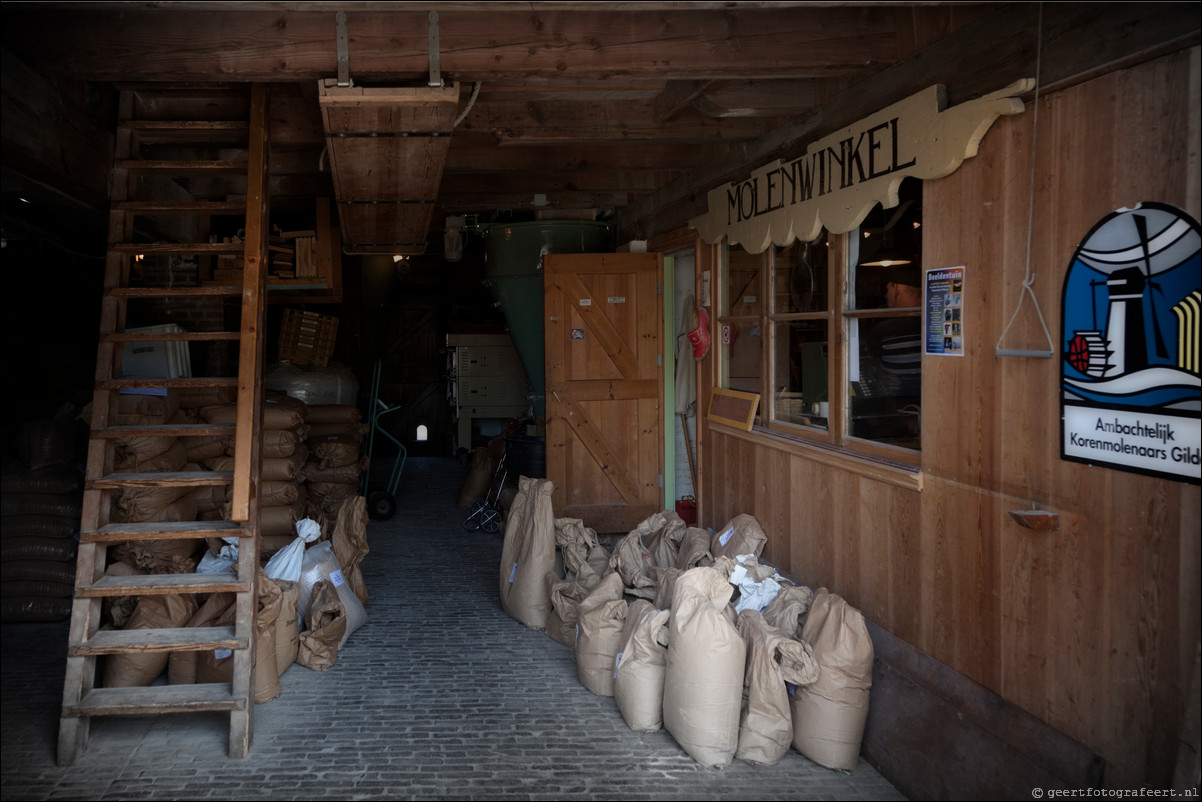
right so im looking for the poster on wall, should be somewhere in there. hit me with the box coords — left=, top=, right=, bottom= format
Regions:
left=925, top=266, right=965, bottom=356
left=1060, top=202, right=1201, bottom=484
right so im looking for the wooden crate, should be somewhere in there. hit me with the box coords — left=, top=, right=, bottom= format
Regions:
left=278, top=309, right=338, bottom=367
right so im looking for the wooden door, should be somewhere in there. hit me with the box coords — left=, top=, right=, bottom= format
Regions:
left=544, top=252, right=663, bottom=533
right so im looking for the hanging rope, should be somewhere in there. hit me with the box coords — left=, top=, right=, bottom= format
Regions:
left=996, top=2, right=1055, bottom=359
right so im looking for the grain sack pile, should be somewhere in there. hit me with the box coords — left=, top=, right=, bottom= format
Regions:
left=499, top=503, right=875, bottom=773
left=0, top=406, right=85, bottom=623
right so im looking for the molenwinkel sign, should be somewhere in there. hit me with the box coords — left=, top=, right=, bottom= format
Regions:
left=689, top=80, right=1034, bottom=252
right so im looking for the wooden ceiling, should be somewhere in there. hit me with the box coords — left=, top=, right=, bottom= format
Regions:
left=0, top=2, right=1098, bottom=253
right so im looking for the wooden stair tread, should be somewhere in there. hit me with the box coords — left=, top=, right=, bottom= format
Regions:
left=82, top=520, right=250, bottom=543
left=63, top=684, right=246, bottom=717
left=70, top=626, right=245, bottom=656
left=89, top=470, right=233, bottom=489
left=93, top=423, right=235, bottom=438
left=76, top=571, right=249, bottom=596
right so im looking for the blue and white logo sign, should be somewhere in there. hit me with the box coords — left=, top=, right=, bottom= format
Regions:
left=1061, top=202, right=1201, bottom=484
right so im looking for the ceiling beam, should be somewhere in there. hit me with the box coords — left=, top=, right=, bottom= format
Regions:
left=620, top=1, right=1202, bottom=241
left=3, top=6, right=903, bottom=83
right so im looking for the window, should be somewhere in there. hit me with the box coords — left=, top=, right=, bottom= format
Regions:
left=717, top=179, right=923, bottom=460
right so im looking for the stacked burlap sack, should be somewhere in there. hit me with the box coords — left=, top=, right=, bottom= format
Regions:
left=496, top=495, right=875, bottom=773
left=303, top=404, right=368, bottom=520
left=100, top=390, right=204, bottom=574
left=196, top=390, right=311, bottom=555
left=0, top=408, right=85, bottom=622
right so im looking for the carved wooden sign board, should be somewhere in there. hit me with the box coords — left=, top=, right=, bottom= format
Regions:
left=689, top=80, right=1034, bottom=252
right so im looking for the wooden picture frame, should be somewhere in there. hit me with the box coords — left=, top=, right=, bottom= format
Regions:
left=707, top=387, right=761, bottom=431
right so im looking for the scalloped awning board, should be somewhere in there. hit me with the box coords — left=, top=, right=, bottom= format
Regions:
left=319, top=80, right=460, bottom=256
left=689, top=79, right=1034, bottom=254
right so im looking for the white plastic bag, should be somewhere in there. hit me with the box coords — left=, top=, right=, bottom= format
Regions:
left=196, top=538, right=239, bottom=574
left=264, top=517, right=322, bottom=583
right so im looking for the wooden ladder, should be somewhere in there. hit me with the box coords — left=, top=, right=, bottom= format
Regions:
left=58, top=83, right=271, bottom=765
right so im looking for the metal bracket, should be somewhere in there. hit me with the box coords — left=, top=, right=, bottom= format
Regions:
left=336, top=11, right=351, bottom=88
left=427, top=11, right=442, bottom=88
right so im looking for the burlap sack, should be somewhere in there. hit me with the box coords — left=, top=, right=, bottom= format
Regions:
left=169, top=591, right=232, bottom=685
left=614, top=600, right=671, bottom=733
left=653, top=566, right=683, bottom=610
left=114, top=433, right=183, bottom=471
left=313, top=439, right=361, bottom=469
left=736, top=609, right=821, bottom=766
left=457, top=447, right=493, bottom=509
left=101, top=560, right=145, bottom=628
left=304, top=404, right=361, bottom=425
left=202, top=400, right=305, bottom=430
left=663, top=566, right=746, bottom=767
left=110, top=390, right=180, bottom=426
left=306, top=481, right=357, bottom=517
left=205, top=449, right=308, bottom=482
left=275, top=580, right=300, bottom=676
left=103, top=593, right=198, bottom=687
left=193, top=574, right=284, bottom=704
left=330, top=495, right=369, bottom=603
left=608, top=529, right=659, bottom=600
left=762, top=584, right=816, bottom=639
left=185, top=434, right=229, bottom=463
left=544, top=573, right=589, bottom=649
left=296, top=580, right=346, bottom=671
left=248, top=426, right=306, bottom=459
left=306, top=421, right=367, bottom=441
left=574, top=571, right=628, bottom=697
left=304, top=459, right=363, bottom=485
left=711, top=513, right=768, bottom=561
left=261, top=502, right=304, bottom=538
left=790, top=589, right=874, bottom=771
left=0, top=536, right=76, bottom=562
left=0, top=514, right=78, bottom=540
left=632, top=511, right=688, bottom=570
left=498, top=476, right=557, bottom=630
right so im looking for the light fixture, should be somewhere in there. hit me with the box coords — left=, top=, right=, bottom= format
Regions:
left=859, top=249, right=912, bottom=268
left=415, top=424, right=429, bottom=441
left=393, top=254, right=408, bottom=263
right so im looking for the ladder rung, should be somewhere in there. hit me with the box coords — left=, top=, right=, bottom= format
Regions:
left=76, top=571, right=250, bottom=597
left=113, top=200, right=248, bottom=214
left=115, top=159, right=249, bottom=175
left=117, top=121, right=250, bottom=143
left=98, top=377, right=239, bottom=390
left=82, top=520, right=251, bottom=544
left=103, top=330, right=242, bottom=343
left=105, top=287, right=242, bottom=300
left=70, top=626, right=245, bottom=657
left=63, top=684, right=246, bottom=718
left=111, top=242, right=244, bottom=255
left=89, top=471, right=233, bottom=490
left=92, top=423, right=236, bottom=439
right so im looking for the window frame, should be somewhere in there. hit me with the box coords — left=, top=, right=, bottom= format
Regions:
left=715, top=219, right=923, bottom=470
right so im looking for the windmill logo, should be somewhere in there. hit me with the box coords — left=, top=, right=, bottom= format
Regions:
left=1061, top=202, right=1201, bottom=484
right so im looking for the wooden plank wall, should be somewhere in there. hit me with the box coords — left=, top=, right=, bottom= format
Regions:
left=699, top=47, right=1201, bottom=789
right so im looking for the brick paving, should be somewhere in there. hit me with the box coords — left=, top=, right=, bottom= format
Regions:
left=1, top=457, right=907, bottom=801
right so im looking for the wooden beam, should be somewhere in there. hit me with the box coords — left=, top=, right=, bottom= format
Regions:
left=619, top=1, right=1202, bottom=241
left=4, top=6, right=904, bottom=82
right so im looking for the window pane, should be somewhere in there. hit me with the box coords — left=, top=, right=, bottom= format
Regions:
left=852, top=180, right=923, bottom=310
left=848, top=316, right=922, bottom=447
left=724, top=246, right=762, bottom=317
left=774, top=237, right=829, bottom=314
left=772, top=320, right=828, bottom=430
left=720, top=320, right=762, bottom=395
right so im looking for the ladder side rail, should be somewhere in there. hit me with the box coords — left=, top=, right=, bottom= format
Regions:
left=228, top=82, right=270, bottom=759
left=58, top=88, right=138, bottom=767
